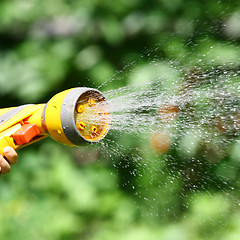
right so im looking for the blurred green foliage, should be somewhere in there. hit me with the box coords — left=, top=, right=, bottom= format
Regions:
left=0, top=0, right=240, bottom=239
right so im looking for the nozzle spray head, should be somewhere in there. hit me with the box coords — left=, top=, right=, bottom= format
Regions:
left=43, top=88, right=110, bottom=146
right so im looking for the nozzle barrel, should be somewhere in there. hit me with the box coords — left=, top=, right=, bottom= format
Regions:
left=43, top=87, right=110, bottom=146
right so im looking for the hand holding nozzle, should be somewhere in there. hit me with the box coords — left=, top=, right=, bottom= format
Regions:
left=0, top=147, right=18, bottom=175
left=0, top=87, right=110, bottom=176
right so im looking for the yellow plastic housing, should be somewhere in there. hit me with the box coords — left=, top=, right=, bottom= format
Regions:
left=0, top=88, right=110, bottom=155
left=43, top=88, right=110, bottom=146
left=44, top=89, right=73, bottom=145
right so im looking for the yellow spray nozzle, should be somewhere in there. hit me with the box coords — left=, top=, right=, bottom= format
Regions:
left=44, top=87, right=110, bottom=145
left=0, top=87, right=110, bottom=156
left=77, top=121, right=86, bottom=130
left=88, top=98, right=96, bottom=106
left=76, top=104, right=84, bottom=113
left=91, top=125, right=98, bottom=133
left=73, top=90, right=110, bottom=143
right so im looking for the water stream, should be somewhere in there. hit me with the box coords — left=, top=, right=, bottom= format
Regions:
left=85, top=61, right=240, bottom=221
left=101, top=64, right=239, bottom=147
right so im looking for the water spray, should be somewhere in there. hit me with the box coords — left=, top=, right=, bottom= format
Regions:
left=0, top=88, right=110, bottom=155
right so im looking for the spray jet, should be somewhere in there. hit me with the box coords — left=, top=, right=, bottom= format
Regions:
left=0, top=88, right=110, bottom=155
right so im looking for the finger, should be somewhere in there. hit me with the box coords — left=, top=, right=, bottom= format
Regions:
left=0, top=155, right=11, bottom=174
left=3, top=147, right=18, bottom=165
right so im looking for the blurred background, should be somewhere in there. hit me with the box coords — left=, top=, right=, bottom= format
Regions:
left=0, top=0, right=240, bottom=239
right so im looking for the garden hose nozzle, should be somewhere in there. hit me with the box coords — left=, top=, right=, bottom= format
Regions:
left=0, top=88, right=110, bottom=155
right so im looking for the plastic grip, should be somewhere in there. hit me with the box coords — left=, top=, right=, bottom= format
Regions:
left=0, top=136, right=16, bottom=156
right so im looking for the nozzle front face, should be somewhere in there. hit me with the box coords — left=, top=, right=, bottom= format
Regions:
left=75, top=90, right=110, bottom=142
left=44, top=87, right=110, bottom=147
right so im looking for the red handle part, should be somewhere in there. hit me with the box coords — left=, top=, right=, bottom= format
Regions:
left=12, top=124, right=41, bottom=145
